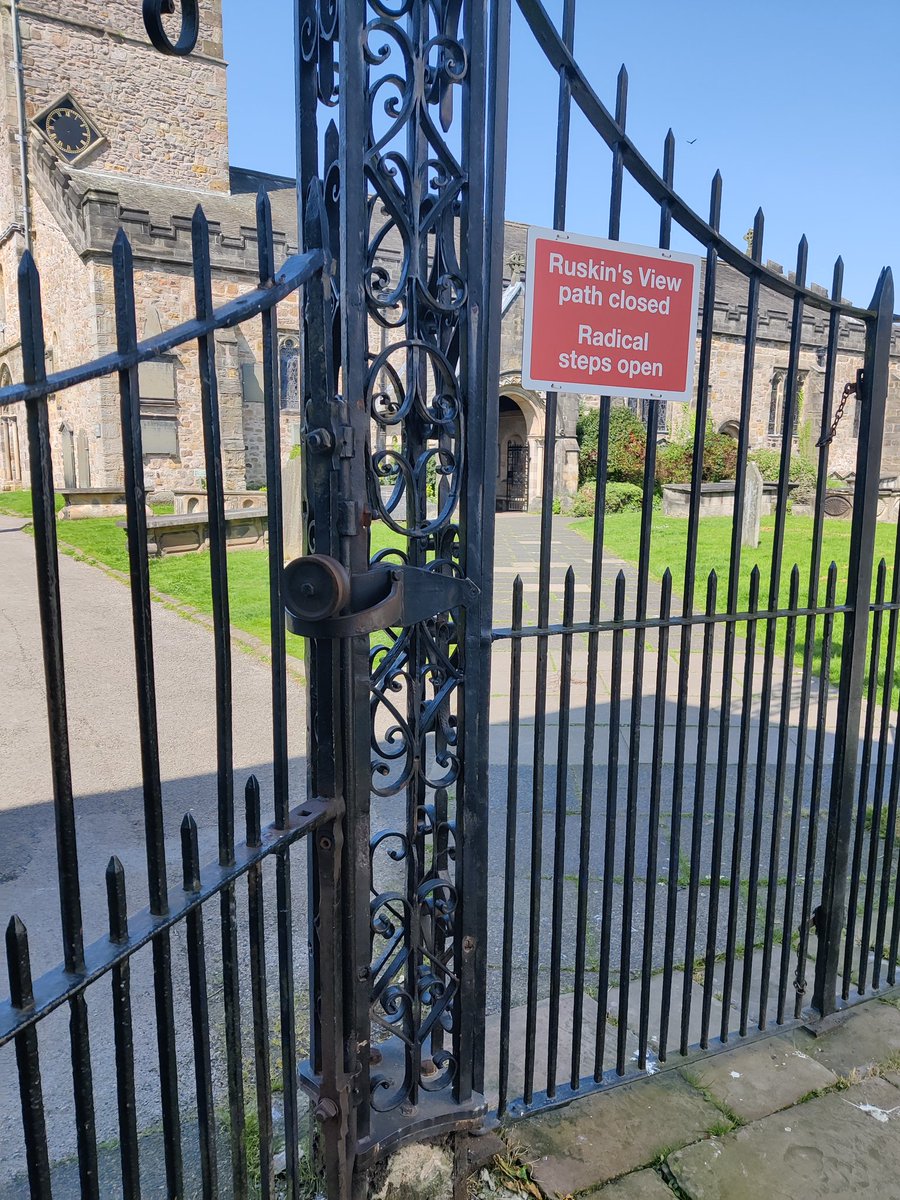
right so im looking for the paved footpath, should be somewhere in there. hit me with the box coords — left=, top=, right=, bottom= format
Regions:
left=511, top=990, right=900, bottom=1199
left=0, top=513, right=308, bottom=1185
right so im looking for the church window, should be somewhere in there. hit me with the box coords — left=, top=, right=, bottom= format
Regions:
left=767, top=370, right=806, bottom=441
left=279, top=336, right=300, bottom=410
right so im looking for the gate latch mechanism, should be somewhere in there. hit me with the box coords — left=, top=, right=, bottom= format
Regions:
left=284, top=554, right=478, bottom=638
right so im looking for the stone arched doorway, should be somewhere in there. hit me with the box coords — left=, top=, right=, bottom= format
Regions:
left=496, top=378, right=546, bottom=511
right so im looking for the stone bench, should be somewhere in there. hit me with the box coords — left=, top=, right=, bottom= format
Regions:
left=120, top=508, right=268, bottom=557
left=58, top=487, right=151, bottom=520
left=172, top=488, right=267, bottom=515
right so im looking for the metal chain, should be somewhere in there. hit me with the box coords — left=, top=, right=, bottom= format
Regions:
left=816, top=377, right=859, bottom=447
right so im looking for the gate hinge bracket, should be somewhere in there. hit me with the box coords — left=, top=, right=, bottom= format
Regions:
left=337, top=499, right=358, bottom=536
left=338, top=425, right=354, bottom=458
left=285, top=558, right=478, bottom=638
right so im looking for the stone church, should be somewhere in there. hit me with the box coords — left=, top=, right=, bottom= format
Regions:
left=0, top=1, right=896, bottom=510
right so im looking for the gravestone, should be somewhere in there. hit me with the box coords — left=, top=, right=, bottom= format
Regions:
left=282, top=455, right=303, bottom=563
left=742, top=461, right=763, bottom=548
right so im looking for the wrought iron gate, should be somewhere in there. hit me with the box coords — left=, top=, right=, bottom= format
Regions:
left=1, top=1, right=899, bottom=1198
left=505, top=443, right=530, bottom=511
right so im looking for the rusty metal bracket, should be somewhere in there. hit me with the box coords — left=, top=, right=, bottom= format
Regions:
left=284, top=556, right=478, bottom=639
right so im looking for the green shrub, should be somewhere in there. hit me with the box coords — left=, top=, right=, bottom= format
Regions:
left=571, top=482, right=596, bottom=517
left=576, top=404, right=647, bottom=487
left=655, top=441, right=693, bottom=485
left=702, top=430, right=738, bottom=482
left=605, top=482, right=644, bottom=512
left=748, top=448, right=781, bottom=481
left=748, top=449, right=818, bottom=501
left=656, top=422, right=736, bottom=485
left=571, top=480, right=643, bottom=516
left=607, top=406, right=647, bottom=486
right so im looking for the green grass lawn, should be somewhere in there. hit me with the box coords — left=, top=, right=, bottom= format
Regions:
left=0, top=489, right=398, bottom=664
left=570, top=510, right=900, bottom=694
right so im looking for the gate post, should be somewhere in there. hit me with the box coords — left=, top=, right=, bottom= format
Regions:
left=812, top=267, right=894, bottom=1017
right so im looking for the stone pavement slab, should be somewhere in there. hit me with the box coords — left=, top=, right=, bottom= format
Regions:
left=666, top=1077, right=900, bottom=1200
left=516, top=1073, right=721, bottom=1197
left=483, top=993, right=636, bottom=1108
left=596, top=1168, right=674, bottom=1197
left=680, top=1036, right=838, bottom=1122
left=793, top=995, right=900, bottom=1077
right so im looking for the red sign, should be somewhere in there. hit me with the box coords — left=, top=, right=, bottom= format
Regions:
left=522, top=228, right=701, bottom=402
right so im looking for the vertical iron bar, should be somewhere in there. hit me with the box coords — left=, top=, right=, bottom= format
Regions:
left=112, top=230, right=183, bottom=1197
left=595, top=570, right=626, bottom=1080
left=570, top=401, right=609, bottom=1090
left=523, top=0, right=577, bottom=1106
left=246, top=777, right=274, bottom=1200
left=679, top=571, right=717, bottom=1055
left=719, top=566, right=761, bottom=1037
left=257, top=190, right=290, bottom=826
left=456, top=0, right=508, bottom=1106
left=658, top=184, right=729, bottom=1061
left=192, top=205, right=235, bottom=867
left=855, top=561, right=887, bottom=995
left=872, top=517, right=900, bottom=984
left=192, top=206, right=245, bottom=1194
left=782, top=261, right=845, bottom=1022
left=182, top=815, right=218, bottom=1199
left=18, top=252, right=84, bottom=972
left=547, top=566, right=576, bottom=1096
left=813, top=267, right=894, bottom=1016
left=843, top=560, right=882, bottom=996
left=20, top=243, right=100, bottom=1198
left=498, top=575, right=524, bottom=1117
left=107, top=858, right=140, bottom=1200
left=618, top=396, right=659, bottom=1074
left=471, top=0, right=512, bottom=1103
left=759, top=564, right=800, bottom=1028
left=637, top=570, right=672, bottom=1068
left=794, top=563, right=839, bottom=1015
left=6, top=917, right=51, bottom=1199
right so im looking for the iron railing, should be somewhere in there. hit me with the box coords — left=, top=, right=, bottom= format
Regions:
left=0, top=196, right=334, bottom=1200
left=486, top=0, right=897, bottom=1121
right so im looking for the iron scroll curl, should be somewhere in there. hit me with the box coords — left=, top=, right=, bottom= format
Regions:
left=143, top=0, right=200, bottom=56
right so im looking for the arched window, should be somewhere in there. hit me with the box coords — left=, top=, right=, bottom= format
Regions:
left=279, top=336, right=300, bottom=410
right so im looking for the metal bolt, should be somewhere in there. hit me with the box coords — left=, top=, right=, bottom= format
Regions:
left=357, top=966, right=370, bottom=981
left=300, top=582, right=315, bottom=597
left=314, top=1098, right=339, bottom=1121
left=307, top=428, right=334, bottom=453
left=400, top=1103, right=415, bottom=1117
left=319, top=835, right=332, bottom=851
left=462, top=935, right=475, bottom=953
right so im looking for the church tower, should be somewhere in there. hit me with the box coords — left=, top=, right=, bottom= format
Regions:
left=0, top=1, right=230, bottom=208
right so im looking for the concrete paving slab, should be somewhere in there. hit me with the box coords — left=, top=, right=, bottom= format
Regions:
left=666, top=1077, right=900, bottom=1200
left=794, top=995, right=900, bottom=1077
left=516, top=1072, right=721, bottom=1197
left=680, top=1035, right=838, bottom=1122
left=595, top=1168, right=675, bottom=1197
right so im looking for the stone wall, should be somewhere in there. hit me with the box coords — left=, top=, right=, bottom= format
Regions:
left=10, top=2, right=229, bottom=194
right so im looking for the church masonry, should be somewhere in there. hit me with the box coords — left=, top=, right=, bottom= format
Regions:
left=0, top=1, right=899, bottom=507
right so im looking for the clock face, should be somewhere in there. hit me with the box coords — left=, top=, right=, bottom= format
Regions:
left=45, top=107, right=91, bottom=156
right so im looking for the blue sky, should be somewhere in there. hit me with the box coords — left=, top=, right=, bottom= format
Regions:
left=222, top=1, right=897, bottom=304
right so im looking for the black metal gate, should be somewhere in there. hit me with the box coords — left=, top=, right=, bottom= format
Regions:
left=505, top=443, right=530, bottom=511
left=1, top=1, right=899, bottom=1198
